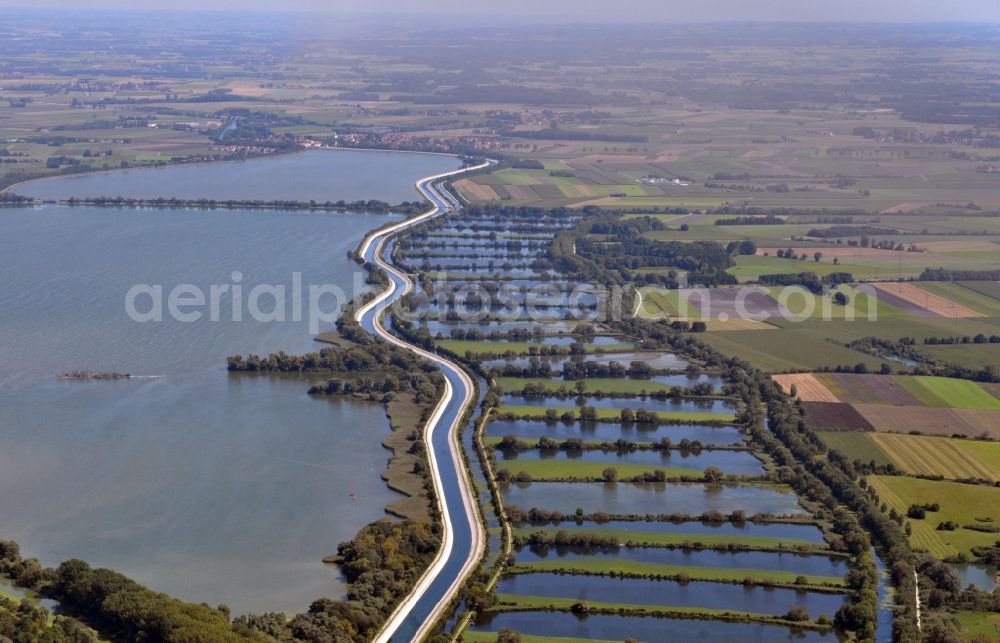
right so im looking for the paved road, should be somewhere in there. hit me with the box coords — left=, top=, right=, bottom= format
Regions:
left=354, top=161, right=490, bottom=642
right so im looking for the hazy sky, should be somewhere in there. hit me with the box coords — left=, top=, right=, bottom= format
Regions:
left=1, top=0, right=998, bottom=22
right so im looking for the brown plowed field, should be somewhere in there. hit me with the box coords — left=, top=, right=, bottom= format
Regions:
left=852, top=404, right=1000, bottom=439
left=820, top=373, right=921, bottom=406
left=870, top=282, right=984, bottom=318
left=800, top=402, right=875, bottom=431
left=455, top=178, right=499, bottom=201
left=773, top=373, right=839, bottom=402
left=953, top=409, right=1000, bottom=439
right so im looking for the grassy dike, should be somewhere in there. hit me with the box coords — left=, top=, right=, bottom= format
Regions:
left=493, top=458, right=709, bottom=481
left=507, top=560, right=847, bottom=592
left=512, top=526, right=831, bottom=552
left=494, top=405, right=736, bottom=424
left=488, top=595, right=836, bottom=632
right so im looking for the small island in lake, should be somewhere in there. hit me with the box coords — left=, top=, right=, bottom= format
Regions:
left=57, top=370, right=134, bottom=380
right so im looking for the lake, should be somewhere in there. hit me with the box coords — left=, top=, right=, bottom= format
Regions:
left=0, top=150, right=459, bottom=615
left=12, top=149, right=459, bottom=204
left=471, top=611, right=837, bottom=642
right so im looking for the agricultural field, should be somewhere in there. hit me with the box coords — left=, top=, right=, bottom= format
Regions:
left=867, top=476, right=1000, bottom=558
left=955, top=611, right=1000, bottom=642
left=776, top=373, right=1000, bottom=409
left=780, top=374, right=1000, bottom=438
left=819, top=432, right=1000, bottom=481
left=494, top=405, right=736, bottom=424
left=869, top=283, right=985, bottom=318
left=697, top=312, right=1000, bottom=373
left=5, top=12, right=1000, bottom=643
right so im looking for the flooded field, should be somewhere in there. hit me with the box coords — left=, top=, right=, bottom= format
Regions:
left=497, top=448, right=764, bottom=476
left=470, top=611, right=838, bottom=642
left=502, top=481, right=807, bottom=516
left=486, top=419, right=745, bottom=446
left=514, top=545, right=849, bottom=577
left=496, top=573, right=847, bottom=619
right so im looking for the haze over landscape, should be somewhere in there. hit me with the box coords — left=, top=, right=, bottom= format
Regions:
left=0, top=3, right=999, bottom=643
left=0, top=0, right=999, bottom=21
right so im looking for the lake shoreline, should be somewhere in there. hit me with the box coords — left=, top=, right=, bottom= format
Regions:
left=10, top=197, right=427, bottom=215
left=0, top=146, right=465, bottom=198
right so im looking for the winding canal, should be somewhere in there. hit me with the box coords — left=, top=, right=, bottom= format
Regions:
left=355, top=160, right=491, bottom=642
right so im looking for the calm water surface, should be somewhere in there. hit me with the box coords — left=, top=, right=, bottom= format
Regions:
left=471, top=611, right=837, bottom=642
left=487, top=419, right=744, bottom=446
left=0, top=153, right=453, bottom=616
left=502, top=481, right=807, bottom=516
left=498, top=447, right=763, bottom=476
left=515, top=545, right=848, bottom=577
left=13, top=149, right=459, bottom=204
left=526, top=519, right=826, bottom=543
left=496, top=573, right=846, bottom=619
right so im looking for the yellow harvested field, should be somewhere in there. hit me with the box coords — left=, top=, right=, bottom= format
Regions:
left=772, top=373, right=840, bottom=402
left=869, top=433, right=1000, bottom=481
left=869, top=282, right=985, bottom=317
left=224, top=81, right=272, bottom=97
left=703, top=318, right=778, bottom=331
left=455, top=178, right=499, bottom=201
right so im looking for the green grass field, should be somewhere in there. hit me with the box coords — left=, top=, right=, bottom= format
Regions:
left=817, top=432, right=893, bottom=467
left=495, top=458, right=710, bottom=481
left=729, top=254, right=927, bottom=280
left=921, top=343, right=1000, bottom=371
left=638, top=288, right=700, bottom=318
left=492, top=593, right=830, bottom=627
left=955, top=611, right=1000, bottom=641
left=763, top=285, right=901, bottom=321
left=868, top=476, right=1000, bottom=558
left=511, top=559, right=844, bottom=588
left=696, top=324, right=891, bottom=373
left=892, top=376, right=1000, bottom=410
left=916, top=282, right=1000, bottom=317
left=494, top=405, right=736, bottom=424
left=513, top=527, right=825, bottom=551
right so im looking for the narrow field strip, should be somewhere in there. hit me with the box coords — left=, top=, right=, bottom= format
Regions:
left=512, top=527, right=826, bottom=551
left=491, top=595, right=833, bottom=630
left=494, top=405, right=736, bottom=424
left=510, top=559, right=846, bottom=589
left=893, top=376, right=1000, bottom=410
left=495, top=459, right=707, bottom=480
